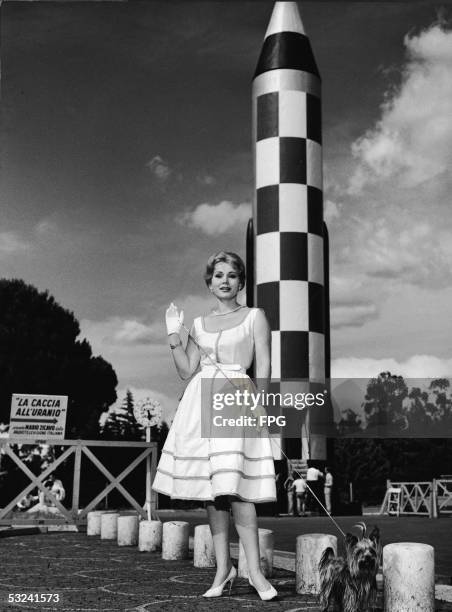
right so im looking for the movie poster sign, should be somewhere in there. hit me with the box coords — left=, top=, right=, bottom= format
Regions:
left=9, top=394, right=68, bottom=441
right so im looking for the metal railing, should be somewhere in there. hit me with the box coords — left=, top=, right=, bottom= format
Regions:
left=0, top=438, right=158, bottom=526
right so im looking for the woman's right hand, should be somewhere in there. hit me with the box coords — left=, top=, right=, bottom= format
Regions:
left=165, top=302, right=184, bottom=336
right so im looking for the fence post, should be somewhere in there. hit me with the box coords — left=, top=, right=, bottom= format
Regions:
left=72, top=444, right=82, bottom=522
left=431, top=479, right=438, bottom=519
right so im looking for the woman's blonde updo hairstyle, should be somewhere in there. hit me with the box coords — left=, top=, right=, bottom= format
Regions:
left=204, top=251, right=246, bottom=291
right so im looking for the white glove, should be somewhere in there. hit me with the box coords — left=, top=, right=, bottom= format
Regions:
left=165, top=302, right=184, bottom=335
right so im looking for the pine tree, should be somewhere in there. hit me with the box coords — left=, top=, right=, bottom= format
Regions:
left=101, top=389, right=144, bottom=440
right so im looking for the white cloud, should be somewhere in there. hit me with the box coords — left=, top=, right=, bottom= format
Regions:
left=329, top=274, right=382, bottom=329
left=178, top=200, right=251, bottom=236
left=332, top=354, right=452, bottom=378
left=35, top=220, right=58, bottom=235
left=324, top=199, right=340, bottom=224
left=349, top=24, right=452, bottom=193
left=346, top=217, right=452, bottom=286
left=197, top=174, right=216, bottom=186
left=113, top=319, right=159, bottom=344
left=0, top=231, right=30, bottom=253
left=146, top=155, right=172, bottom=181
left=82, top=316, right=161, bottom=346
left=331, top=302, right=379, bottom=329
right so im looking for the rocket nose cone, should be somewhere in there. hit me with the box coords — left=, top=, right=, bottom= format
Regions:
left=265, top=1, right=306, bottom=38
left=254, top=1, right=320, bottom=79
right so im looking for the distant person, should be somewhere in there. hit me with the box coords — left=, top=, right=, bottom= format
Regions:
left=293, top=475, right=307, bottom=516
left=35, top=473, right=66, bottom=507
left=45, top=474, right=66, bottom=504
left=324, top=467, right=333, bottom=514
left=306, top=461, right=324, bottom=513
left=283, top=472, right=295, bottom=516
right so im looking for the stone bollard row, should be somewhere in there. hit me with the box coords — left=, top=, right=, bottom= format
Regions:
left=87, top=514, right=437, bottom=612
left=87, top=512, right=189, bottom=562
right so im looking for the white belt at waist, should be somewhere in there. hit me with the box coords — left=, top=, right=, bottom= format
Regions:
left=200, top=362, right=246, bottom=375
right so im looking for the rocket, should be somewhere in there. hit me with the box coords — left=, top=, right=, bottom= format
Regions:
left=247, top=2, right=330, bottom=461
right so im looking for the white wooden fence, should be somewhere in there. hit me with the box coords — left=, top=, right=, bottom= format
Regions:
left=0, top=438, right=158, bottom=526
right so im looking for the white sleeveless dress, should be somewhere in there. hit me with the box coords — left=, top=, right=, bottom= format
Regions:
left=152, top=308, right=277, bottom=502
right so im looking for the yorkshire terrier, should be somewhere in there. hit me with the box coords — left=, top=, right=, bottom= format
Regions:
left=318, top=522, right=381, bottom=612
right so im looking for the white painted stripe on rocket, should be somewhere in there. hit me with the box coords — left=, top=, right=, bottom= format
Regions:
left=308, top=234, right=324, bottom=285
left=271, top=331, right=281, bottom=379
left=309, top=332, right=325, bottom=382
left=256, top=233, right=280, bottom=284
left=306, top=140, right=322, bottom=190
left=280, top=281, right=309, bottom=331
left=279, top=184, right=308, bottom=232
left=269, top=432, right=283, bottom=460
left=253, top=70, right=321, bottom=98
left=278, top=90, right=307, bottom=138
left=256, top=138, right=279, bottom=188
left=264, top=1, right=306, bottom=38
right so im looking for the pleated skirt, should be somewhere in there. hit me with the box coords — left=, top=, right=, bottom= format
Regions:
left=152, top=370, right=276, bottom=502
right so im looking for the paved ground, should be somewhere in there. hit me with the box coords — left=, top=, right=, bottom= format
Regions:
left=0, top=513, right=450, bottom=611
left=0, top=532, right=322, bottom=611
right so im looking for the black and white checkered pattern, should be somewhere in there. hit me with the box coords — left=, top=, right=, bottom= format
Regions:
left=252, top=13, right=325, bottom=384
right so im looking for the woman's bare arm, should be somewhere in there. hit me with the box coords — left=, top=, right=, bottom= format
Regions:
left=168, top=328, right=200, bottom=380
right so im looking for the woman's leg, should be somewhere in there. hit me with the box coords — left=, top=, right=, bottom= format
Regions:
left=230, top=499, right=273, bottom=592
left=206, top=496, right=233, bottom=587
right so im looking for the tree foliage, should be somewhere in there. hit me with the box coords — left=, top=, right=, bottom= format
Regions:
left=0, top=279, right=118, bottom=437
left=101, top=389, right=143, bottom=440
left=333, top=372, right=452, bottom=504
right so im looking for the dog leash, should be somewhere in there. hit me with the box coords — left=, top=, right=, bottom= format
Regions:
left=181, top=322, right=347, bottom=539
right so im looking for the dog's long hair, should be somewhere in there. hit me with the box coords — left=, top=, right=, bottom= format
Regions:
left=318, top=523, right=381, bottom=612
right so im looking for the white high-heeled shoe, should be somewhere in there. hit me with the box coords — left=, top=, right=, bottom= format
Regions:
left=248, top=575, right=278, bottom=601
left=202, top=565, right=237, bottom=598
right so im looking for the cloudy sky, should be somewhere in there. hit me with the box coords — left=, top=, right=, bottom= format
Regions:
left=2, top=1, right=452, bottom=421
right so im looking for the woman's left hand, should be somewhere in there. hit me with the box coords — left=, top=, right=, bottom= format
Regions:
left=166, top=302, right=184, bottom=335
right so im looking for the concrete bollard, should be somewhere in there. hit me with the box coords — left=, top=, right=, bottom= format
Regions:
left=100, top=512, right=119, bottom=540
left=193, top=524, right=216, bottom=568
left=296, top=533, right=337, bottom=594
left=238, top=528, right=274, bottom=578
left=162, top=521, right=190, bottom=560
left=117, top=514, right=139, bottom=546
left=87, top=511, right=104, bottom=536
left=139, top=520, right=163, bottom=552
left=383, top=543, right=435, bottom=612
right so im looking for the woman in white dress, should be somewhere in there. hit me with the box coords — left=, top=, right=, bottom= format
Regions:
left=152, top=251, right=277, bottom=601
